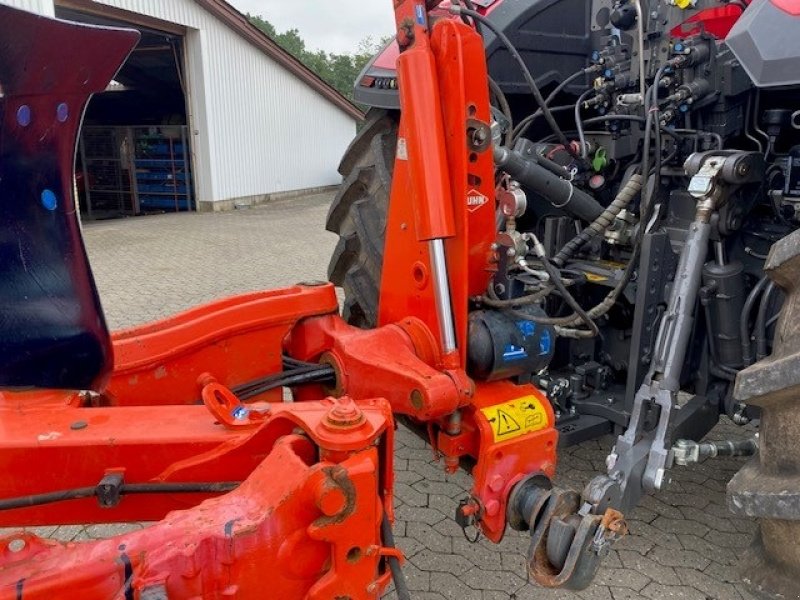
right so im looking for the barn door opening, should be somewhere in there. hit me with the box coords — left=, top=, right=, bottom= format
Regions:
left=57, top=6, right=194, bottom=218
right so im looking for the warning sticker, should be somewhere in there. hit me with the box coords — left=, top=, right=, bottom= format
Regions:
left=480, top=396, right=548, bottom=442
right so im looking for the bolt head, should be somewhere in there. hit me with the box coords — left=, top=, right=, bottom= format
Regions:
left=317, top=487, right=347, bottom=516
left=653, top=468, right=665, bottom=490
left=606, top=453, right=618, bottom=470
left=489, top=475, right=504, bottom=493
left=325, top=396, right=365, bottom=428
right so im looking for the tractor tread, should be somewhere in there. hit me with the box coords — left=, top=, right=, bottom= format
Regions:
left=326, top=109, right=397, bottom=328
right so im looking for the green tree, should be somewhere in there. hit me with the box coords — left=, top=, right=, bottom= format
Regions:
left=247, top=13, right=390, bottom=103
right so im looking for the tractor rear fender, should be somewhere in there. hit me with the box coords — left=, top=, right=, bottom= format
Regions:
left=353, top=0, right=593, bottom=109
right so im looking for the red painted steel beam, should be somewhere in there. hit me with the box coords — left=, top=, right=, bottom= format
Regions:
left=106, top=284, right=338, bottom=406
left=0, top=397, right=396, bottom=599
left=0, top=394, right=393, bottom=527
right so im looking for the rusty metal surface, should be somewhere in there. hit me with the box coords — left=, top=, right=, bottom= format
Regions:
left=729, top=228, right=800, bottom=599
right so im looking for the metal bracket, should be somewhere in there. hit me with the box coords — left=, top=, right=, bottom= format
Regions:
left=587, top=150, right=765, bottom=512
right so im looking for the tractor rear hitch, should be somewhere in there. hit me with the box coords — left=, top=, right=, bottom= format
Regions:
left=507, top=475, right=628, bottom=590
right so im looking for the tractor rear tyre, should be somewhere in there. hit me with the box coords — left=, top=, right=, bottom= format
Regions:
left=728, top=228, right=800, bottom=599
left=326, top=108, right=398, bottom=328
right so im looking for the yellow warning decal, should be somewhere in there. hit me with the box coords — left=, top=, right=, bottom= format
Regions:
left=595, top=260, right=626, bottom=270
left=584, top=273, right=608, bottom=283
left=480, top=396, right=548, bottom=442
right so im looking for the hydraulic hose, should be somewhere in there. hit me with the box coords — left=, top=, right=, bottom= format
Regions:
left=0, top=482, right=240, bottom=511
left=229, top=355, right=336, bottom=401
left=741, top=276, right=769, bottom=366
left=453, top=5, right=576, bottom=155
left=234, top=365, right=336, bottom=401
left=494, top=145, right=604, bottom=222
left=381, top=513, right=411, bottom=600
left=538, top=253, right=600, bottom=337
left=575, top=89, right=597, bottom=159
left=553, top=172, right=643, bottom=267
left=513, top=67, right=597, bottom=142
left=488, top=75, right=513, bottom=146
left=756, top=281, right=778, bottom=361
left=553, top=231, right=645, bottom=336
left=493, top=247, right=600, bottom=337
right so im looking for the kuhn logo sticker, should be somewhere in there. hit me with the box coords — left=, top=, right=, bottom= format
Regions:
left=467, top=189, right=488, bottom=212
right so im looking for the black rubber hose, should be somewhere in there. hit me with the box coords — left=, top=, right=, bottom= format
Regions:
left=0, top=487, right=96, bottom=510
left=553, top=111, right=659, bottom=334
left=555, top=225, right=646, bottom=336
left=460, top=0, right=482, bottom=35
left=381, top=513, right=411, bottom=600
left=283, top=355, right=319, bottom=369
left=553, top=113, right=660, bottom=332
left=552, top=172, right=643, bottom=267
left=648, top=65, right=669, bottom=111
left=0, top=482, right=239, bottom=511
left=648, top=88, right=663, bottom=212
left=756, top=281, right=778, bottom=361
left=537, top=258, right=600, bottom=337
left=638, top=110, right=656, bottom=233
left=581, top=115, right=683, bottom=145
left=493, top=145, right=604, bottom=222
left=123, top=482, right=239, bottom=494
left=481, top=284, right=554, bottom=308
left=488, top=75, right=513, bottom=147
left=513, top=67, right=594, bottom=142
left=574, top=88, right=597, bottom=159
left=550, top=79, right=664, bottom=332
left=457, top=7, right=575, bottom=155
left=741, top=276, right=769, bottom=366
left=235, top=366, right=336, bottom=401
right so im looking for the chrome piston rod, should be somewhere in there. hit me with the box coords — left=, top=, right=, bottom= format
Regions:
left=429, top=238, right=457, bottom=354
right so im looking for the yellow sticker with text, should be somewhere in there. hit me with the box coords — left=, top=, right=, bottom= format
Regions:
left=481, top=396, right=548, bottom=442
left=584, top=273, right=608, bottom=283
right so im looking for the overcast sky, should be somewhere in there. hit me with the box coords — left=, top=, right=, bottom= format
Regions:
left=228, top=0, right=395, bottom=55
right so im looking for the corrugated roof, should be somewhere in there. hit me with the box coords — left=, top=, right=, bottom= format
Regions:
left=194, top=0, right=364, bottom=121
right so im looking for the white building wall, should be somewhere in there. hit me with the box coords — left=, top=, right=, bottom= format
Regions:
left=1, top=0, right=358, bottom=208
left=98, top=0, right=358, bottom=207
left=2, top=0, right=53, bottom=15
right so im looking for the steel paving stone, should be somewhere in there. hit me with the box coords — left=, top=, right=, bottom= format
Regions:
left=0, top=191, right=761, bottom=599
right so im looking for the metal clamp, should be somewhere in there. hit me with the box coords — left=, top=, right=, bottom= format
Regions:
left=96, top=472, right=124, bottom=508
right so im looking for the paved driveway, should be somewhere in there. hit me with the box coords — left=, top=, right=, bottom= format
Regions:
left=16, top=192, right=762, bottom=599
